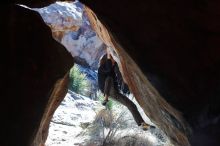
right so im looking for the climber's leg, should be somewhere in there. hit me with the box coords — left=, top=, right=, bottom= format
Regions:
left=102, top=77, right=113, bottom=105
left=109, top=89, right=144, bottom=126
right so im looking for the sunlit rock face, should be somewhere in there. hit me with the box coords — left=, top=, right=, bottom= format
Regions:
left=34, top=2, right=83, bottom=39
left=84, top=7, right=191, bottom=146
left=35, top=1, right=105, bottom=70
left=81, top=0, right=220, bottom=146
left=34, top=2, right=190, bottom=146
left=2, top=0, right=220, bottom=146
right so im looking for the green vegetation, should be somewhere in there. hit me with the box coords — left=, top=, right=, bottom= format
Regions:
left=68, top=65, right=119, bottom=110
left=69, top=65, right=89, bottom=96
left=97, top=91, right=120, bottom=110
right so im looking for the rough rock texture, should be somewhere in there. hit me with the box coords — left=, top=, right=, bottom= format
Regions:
left=2, top=0, right=220, bottom=146
left=35, top=1, right=106, bottom=70
left=33, top=1, right=83, bottom=42
left=85, top=7, right=190, bottom=146
left=11, top=0, right=63, bottom=8
left=80, top=1, right=220, bottom=146
left=35, top=3, right=181, bottom=145
left=0, top=3, right=73, bottom=146
left=32, top=73, right=69, bottom=146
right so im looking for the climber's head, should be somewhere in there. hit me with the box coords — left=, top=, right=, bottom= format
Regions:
left=99, top=54, right=108, bottom=67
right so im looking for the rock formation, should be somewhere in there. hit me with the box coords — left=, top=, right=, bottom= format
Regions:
left=81, top=0, right=220, bottom=145
left=33, top=3, right=190, bottom=145
left=84, top=6, right=190, bottom=146
left=35, top=1, right=106, bottom=70
left=1, top=0, right=220, bottom=146
left=0, top=3, right=73, bottom=146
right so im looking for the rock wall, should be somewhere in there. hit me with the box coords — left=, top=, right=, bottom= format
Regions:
left=0, top=3, right=73, bottom=146
left=85, top=7, right=190, bottom=146
left=81, top=0, right=220, bottom=145
left=35, top=1, right=106, bottom=70
left=32, top=73, right=70, bottom=146
left=1, top=0, right=220, bottom=146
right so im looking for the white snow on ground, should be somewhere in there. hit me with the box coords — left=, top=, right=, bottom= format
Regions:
left=46, top=91, right=100, bottom=146
left=45, top=91, right=169, bottom=146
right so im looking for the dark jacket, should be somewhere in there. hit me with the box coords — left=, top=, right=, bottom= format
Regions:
left=98, top=59, right=118, bottom=93
left=98, top=58, right=130, bottom=94
left=113, top=63, right=130, bottom=94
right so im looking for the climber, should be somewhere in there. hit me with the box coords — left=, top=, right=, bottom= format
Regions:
left=98, top=49, right=155, bottom=130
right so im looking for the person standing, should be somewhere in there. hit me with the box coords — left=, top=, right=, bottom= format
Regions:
left=98, top=50, right=155, bottom=130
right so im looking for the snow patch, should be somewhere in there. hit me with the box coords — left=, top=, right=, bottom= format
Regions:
left=46, top=91, right=169, bottom=146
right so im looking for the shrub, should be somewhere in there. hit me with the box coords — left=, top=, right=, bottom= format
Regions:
left=69, top=65, right=89, bottom=95
left=97, top=91, right=114, bottom=110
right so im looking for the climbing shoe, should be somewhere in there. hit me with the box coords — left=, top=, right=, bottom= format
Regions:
left=141, top=122, right=156, bottom=131
left=102, top=99, right=109, bottom=106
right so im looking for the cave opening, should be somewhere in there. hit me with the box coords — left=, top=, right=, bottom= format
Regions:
left=44, top=64, right=166, bottom=146
left=4, top=0, right=220, bottom=146
left=29, top=1, right=168, bottom=145
left=19, top=1, right=188, bottom=146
